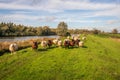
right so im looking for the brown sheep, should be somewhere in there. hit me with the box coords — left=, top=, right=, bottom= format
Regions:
left=32, top=41, right=38, bottom=49
left=47, top=40, right=53, bottom=48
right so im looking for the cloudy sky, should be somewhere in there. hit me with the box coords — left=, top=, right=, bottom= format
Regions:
left=0, top=0, right=120, bottom=32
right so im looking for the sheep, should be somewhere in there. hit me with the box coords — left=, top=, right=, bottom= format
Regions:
left=53, top=39, right=59, bottom=47
left=79, top=41, right=84, bottom=47
left=72, top=35, right=80, bottom=47
left=63, top=38, right=72, bottom=48
left=57, top=40, right=62, bottom=47
left=41, top=40, right=47, bottom=49
left=47, top=40, right=53, bottom=48
left=73, top=34, right=81, bottom=40
left=74, top=36, right=80, bottom=41
left=74, top=39, right=80, bottom=47
left=32, top=41, right=38, bottom=49
left=9, top=43, right=18, bottom=55
left=64, top=39, right=69, bottom=48
left=82, top=36, right=86, bottom=41
left=69, top=39, right=75, bottom=47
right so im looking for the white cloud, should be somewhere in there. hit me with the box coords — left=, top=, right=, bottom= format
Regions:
left=91, top=6, right=120, bottom=17
left=0, top=3, right=34, bottom=10
left=0, top=0, right=118, bottom=11
left=0, top=0, right=119, bottom=18
left=60, top=0, right=116, bottom=10
left=107, top=20, right=120, bottom=24
left=38, top=16, right=57, bottom=22
left=0, top=13, right=38, bottom=22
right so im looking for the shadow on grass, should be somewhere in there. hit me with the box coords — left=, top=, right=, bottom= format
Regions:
left=30, top=45, right=88, bottom=53
left=47, top=46, right=56, bottom=49
left=62, top=46, right=76, bottom=49
left=74, top=45, right=88, bottom=48
left=38, top=48, right=48, bottom=52
left=82, top=46, right=88, bottom=48
left=0, top=49, right=9, bottom=56
left=20, top=50, right=28, bottom=53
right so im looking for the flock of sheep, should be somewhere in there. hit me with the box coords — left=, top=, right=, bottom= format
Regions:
left=9, top=34, right=87, bottom=55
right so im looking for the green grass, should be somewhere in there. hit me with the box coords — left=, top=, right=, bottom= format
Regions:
left=97, top=33, right=120, bottom=38
left=0, top=35, right=120, bottom=80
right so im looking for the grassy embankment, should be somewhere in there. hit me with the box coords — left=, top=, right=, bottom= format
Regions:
left=0, top=38, right=54, bottom=55
left=0, top=35, right=120, bottom=80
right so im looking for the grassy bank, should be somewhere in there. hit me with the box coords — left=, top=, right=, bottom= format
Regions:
left=0, top=35, right=120, bottom=80
left=0, top=38, right=54, bottom=55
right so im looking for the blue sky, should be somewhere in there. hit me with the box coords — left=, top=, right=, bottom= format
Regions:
left=0, top=0, right=120, bottom=32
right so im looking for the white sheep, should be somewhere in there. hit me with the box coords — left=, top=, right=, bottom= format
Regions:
left=79, top=41, right=84, bottom=47
left=57, top=40, right=62, bottom=47
left=73, top=35, right=80, bottom=41
left=82, top=36, right=86, bottom=41
left=9, top=43, right=18, bottom=55
left=41, top=40, right=47, bottom=49
left=53, top=39, right=59, bottom=47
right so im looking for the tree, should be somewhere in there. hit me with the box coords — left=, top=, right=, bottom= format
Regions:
left=57, top=22, right=68, bottom=36
left=92, top=28, right=101, bottom=34
left=112, top=29, right=118, bottom=34
left=36, top=27, right=43, bottom=36
left=42, top=26, right=51, bottom=35
left=66, top=32, right=71, bottom=36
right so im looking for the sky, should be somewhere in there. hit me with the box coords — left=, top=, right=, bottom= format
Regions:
left=0, top=0, right=120, bottom=32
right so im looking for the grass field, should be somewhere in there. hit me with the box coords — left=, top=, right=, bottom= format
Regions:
left=0, top=35, right=120, bottom=80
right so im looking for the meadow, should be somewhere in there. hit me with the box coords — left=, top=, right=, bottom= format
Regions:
left=0, top=35, right=120, bottom=80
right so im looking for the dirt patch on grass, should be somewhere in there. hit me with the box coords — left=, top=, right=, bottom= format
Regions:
left=111, top=38, right=120, bottom=42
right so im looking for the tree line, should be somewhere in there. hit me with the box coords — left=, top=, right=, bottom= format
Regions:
left=0, top=22, right=56, bottom=36
left=0, top=22, right=119, bottom=37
